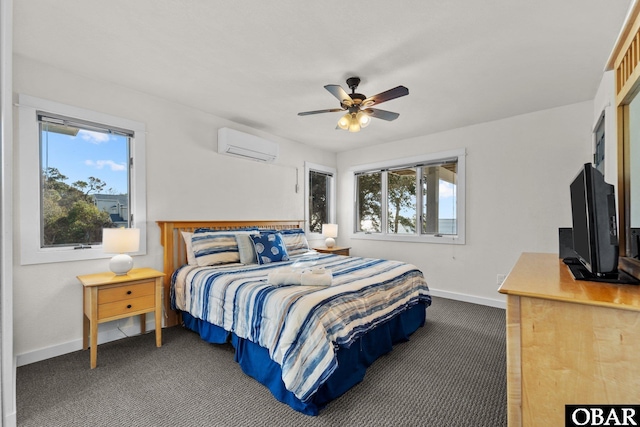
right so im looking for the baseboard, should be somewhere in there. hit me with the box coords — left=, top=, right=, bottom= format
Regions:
left=4, top=411, right=16, bottom=427
left=429, top=288, right=506, bottom=309
left=16, top=319, right=158, bottom=367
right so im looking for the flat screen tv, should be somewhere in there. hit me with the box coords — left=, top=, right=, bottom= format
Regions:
left=569, top=163, right=618, bottom=276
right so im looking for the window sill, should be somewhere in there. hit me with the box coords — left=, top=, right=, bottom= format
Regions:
left=350, top=232, right=464, bottom=245
left=20, top=247, right=145, bottom=266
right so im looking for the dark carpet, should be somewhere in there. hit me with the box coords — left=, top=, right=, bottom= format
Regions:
left=16, top=297, right=507, bottom=426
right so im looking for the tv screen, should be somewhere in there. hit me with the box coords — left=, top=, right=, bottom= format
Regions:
left=569, top=163, right=618, bottom=276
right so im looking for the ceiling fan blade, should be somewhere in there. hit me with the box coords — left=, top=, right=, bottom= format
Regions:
left=363, top=108, right=400, bottom=121
left=324, top=84, right=353, bottom=106
left=362, top=86, right=409, bottom=107
left=298, top=108, right=344, bottom=116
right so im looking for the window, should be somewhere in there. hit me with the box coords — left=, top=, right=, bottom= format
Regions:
left=353, top=149, right=465, bottom=244
left=18, top=94, right=147, bottom=264
left=305, top=162, right=336, bottom=235
left=40, top=113, right=132, bottom=248
left=356, top=172, right=382, bottom=233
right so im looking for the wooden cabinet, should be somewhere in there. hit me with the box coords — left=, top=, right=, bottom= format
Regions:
left=77, top=268, right=164, bottom=368
left=498, top=253, right=640, bottom=426
left=314, top=246, right=350, bottom=256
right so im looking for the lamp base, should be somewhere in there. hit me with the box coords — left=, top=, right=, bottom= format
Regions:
left=325, top=237, right=336, bottom=248
left=109, top=254, right=134, bottom=275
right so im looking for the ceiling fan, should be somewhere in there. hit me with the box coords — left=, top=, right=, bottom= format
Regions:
left=298, top=77, right=409, bottom=132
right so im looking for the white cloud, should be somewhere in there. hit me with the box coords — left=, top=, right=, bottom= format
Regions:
left=84, top=159, right=127, bottom=172
left=78, top=130, right=110, bottom=144
left=439, top=181, right=456, bottom=198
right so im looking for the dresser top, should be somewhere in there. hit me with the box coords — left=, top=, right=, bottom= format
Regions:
left=498, top=252, right=640, bottom=311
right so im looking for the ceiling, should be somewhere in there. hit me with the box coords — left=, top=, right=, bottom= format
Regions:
left=13, top=1, right=633, bottom=153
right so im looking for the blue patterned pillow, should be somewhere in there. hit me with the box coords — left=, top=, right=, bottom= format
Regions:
left=250, top=232, right=289, bottom=264
left=279, top=228, right=310, bottom=256
left=191, top=232, right=240, bottom=266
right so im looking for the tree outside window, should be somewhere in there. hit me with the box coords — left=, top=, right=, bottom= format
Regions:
left=356, top=172, right=382, bottom=233
left=308, top=166, right=335, bottom=233
left=388, top=168, right=417, bottom=234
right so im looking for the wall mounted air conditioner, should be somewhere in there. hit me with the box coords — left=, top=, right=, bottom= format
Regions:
left=217, top=127, right=279, bottom=162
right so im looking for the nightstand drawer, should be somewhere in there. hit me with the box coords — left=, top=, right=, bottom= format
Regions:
left=98, top=294, right=155, bottom=319
left=314, top=247, right=350, bottom=256
left=98, top=281, right=155, bottom=304
left=328, top=248, right=349, bottom=256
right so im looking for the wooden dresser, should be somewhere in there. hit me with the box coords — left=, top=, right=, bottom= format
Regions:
left=498, top=253, right=640, bottom=426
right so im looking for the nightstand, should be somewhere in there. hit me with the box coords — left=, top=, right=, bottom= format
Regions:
left=77, top=267, right=165, bottom=368
left=314, top=246, right=350, bottom=256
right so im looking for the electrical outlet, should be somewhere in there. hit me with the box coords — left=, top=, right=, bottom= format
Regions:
left=497, top=274, right=507, bottom=285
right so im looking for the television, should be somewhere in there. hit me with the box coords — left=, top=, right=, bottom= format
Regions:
left=568, top=163, right=618, bottom=277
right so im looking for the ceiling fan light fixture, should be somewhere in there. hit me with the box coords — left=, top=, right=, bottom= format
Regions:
left=337, top=114, right=350, bottom=130
left=348, top=113, right=361, bottom=132
left=299, top=77, right=409, bottom=132
left=356, top=111, right=371, bottom=128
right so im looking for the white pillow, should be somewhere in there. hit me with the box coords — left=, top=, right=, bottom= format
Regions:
left=236, top=233, right=259, bottom=264
left=181, top=231, right=197, bottom=265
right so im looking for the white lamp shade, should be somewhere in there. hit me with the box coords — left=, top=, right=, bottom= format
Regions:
left=102, top=228, right=140, bottom=254
left=103, top=228, right=140, bottom=275
left=322, top=224, right=338, bottom=238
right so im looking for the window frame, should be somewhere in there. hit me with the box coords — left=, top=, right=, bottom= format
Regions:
left=350, top=148, right=466, bottom=245
left=304, top=161, right=336, bottom=239
left=18, top=94, right=147, bottom=265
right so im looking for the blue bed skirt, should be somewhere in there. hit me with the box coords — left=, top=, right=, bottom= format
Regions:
left=180, top=302, right=427, bottom=415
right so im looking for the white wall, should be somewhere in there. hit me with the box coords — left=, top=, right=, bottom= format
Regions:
left=12, top=55, right=336, bottom=364
left=336, top=101, right=594, bottom=306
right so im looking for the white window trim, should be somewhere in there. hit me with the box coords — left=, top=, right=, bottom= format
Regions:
left=17, top=94, right=147, bottom=265
left=350, top=148, right=466, bottom=245
left=304, top=161, right=336, bottom=240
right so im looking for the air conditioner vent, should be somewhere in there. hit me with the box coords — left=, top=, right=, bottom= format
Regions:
left=217, top=127, right=279, bottom=162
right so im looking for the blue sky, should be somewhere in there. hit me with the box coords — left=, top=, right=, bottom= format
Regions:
left=41, top=129, right=129, bottom=194
left=439, top=181, right=457, bottom=219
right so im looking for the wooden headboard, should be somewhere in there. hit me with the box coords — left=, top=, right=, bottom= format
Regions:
left=156, top=220, right=305, bottom=326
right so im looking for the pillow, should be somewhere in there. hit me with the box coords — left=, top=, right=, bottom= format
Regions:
left=191, top=232, right=240, bottom=266
left=187, top=229, right=259, bottom=266
left=181, top=231, right=197, bottom=265
left=250, top=232, right=289, bottom=264
left=279, top=228, right=310, bottom=256
left=236, top=233, right=259, bottom=264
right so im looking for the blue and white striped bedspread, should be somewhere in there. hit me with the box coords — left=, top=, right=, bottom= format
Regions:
left=171, top=253, right=431, bottom=402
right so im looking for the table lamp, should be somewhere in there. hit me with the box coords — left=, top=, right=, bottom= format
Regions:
left=322, top=224, right=338, bottom=248
left=102, top=227, right=140, bottom=275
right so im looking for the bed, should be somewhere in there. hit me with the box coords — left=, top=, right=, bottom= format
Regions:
left=157, top=220, right=431, bottom=415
